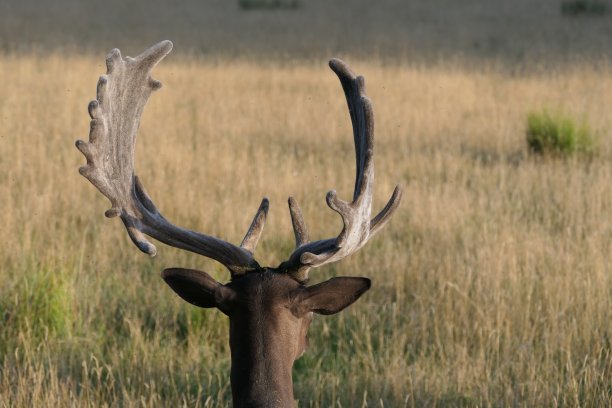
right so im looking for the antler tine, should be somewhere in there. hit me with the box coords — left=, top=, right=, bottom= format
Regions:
left=77, top=41, right=263, bottom=276
left=240, top=198, right=270, bottom=254
left=288, top=197, right=309, bottom=247
left=279, top=58, right=402, bottom=282
left=370, top=185, right=403, bottom=237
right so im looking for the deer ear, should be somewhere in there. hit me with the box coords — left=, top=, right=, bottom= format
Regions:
left=292, top=277, right=371, bottom=316
left=161, top=268, right=236, bottom=314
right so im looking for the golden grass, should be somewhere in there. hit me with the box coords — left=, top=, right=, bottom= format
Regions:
left=0, top=53, right=610, bottom=406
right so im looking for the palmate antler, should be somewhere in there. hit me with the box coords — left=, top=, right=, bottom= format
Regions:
left=76, top=41, right=267, bottom=276
left=277, top=59, right=402, bottom=281
left=77, top=41, right=401, bottom=282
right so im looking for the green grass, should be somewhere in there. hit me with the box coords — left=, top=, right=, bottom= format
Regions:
left=526, top=110, right=597, bottom=156
left=0, top=261, right=73, bottom=354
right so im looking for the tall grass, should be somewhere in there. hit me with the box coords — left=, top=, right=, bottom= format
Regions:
left=0, top=53, right=610, bottom=406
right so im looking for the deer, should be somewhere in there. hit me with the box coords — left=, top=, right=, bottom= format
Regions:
left=76, top=40, right=402, bottom=408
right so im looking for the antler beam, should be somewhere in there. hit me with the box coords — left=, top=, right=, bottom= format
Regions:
left=76, top=41, right=266, bottom=276
left=278, top=59, right=403, bottom=282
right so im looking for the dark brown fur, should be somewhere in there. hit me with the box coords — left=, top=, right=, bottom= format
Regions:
left=162, top=268, right=370, bottom=407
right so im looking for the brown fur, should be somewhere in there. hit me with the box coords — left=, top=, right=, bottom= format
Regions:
left=163, top=268, right=370, bottom=407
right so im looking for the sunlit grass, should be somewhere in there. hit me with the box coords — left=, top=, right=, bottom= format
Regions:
left=526, top=109, right=597, bottom=156
left=0, top=53, right=610, bottom=406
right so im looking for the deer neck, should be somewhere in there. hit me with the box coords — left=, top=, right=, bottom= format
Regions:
left=229, top=332, right=296, bottom=408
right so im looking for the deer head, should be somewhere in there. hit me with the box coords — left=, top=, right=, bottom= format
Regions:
left=77, top=41, right=402, bottom=408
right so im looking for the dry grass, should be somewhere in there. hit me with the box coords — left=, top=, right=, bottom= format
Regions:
left=0, top=53, right=610, bottom=406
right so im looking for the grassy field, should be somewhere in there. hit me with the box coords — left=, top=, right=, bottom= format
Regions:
left=0, top=50, right=610, bottom=406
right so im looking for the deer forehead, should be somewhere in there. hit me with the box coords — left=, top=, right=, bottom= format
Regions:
left=229, top=271, right=302, bottom=304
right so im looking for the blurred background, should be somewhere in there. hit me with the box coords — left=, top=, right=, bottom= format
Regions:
left=0, top=1, right=611, bottom=407
left=2, top=0, right=612, bottom=64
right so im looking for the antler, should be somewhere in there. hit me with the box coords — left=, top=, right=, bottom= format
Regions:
left=278, top=59, right=403, bottom=282
left=76, top=41, right=266, bottom=276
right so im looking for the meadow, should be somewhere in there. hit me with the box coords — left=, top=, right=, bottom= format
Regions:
left=0, top=50, right=610, bottom=406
